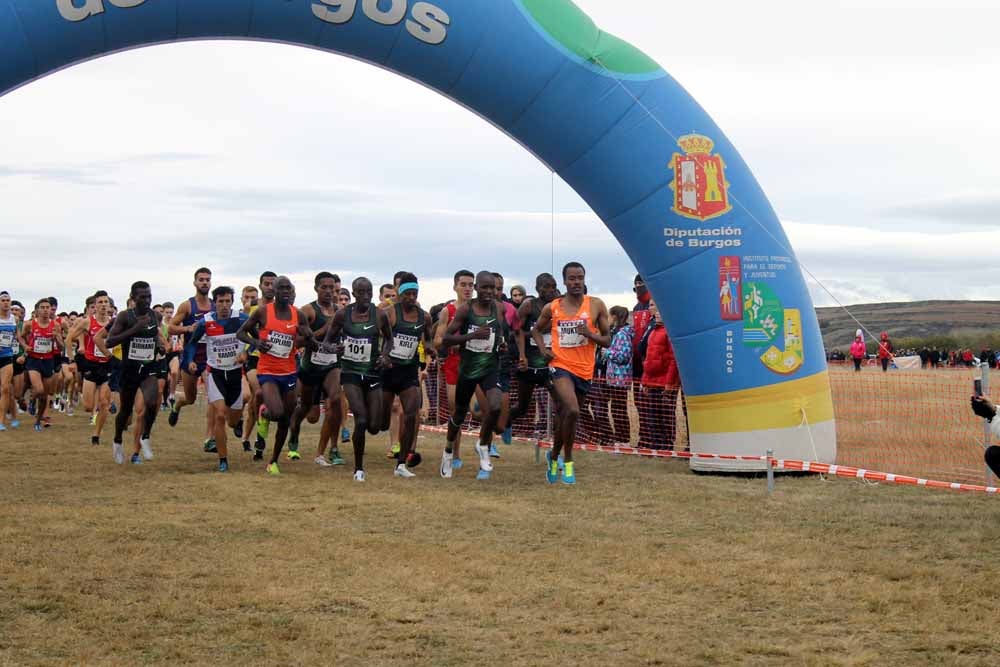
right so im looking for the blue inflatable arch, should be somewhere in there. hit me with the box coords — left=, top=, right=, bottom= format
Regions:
left=0, top=0, right=835, bottom=469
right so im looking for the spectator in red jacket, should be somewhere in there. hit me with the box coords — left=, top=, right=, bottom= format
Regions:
left=876, top=331, right=893, bottom=372
left=849, top=329, right=866, bottom=372
left=637, top=301, right=680, bottom=450
left=632, top=274, right=652, bottom=382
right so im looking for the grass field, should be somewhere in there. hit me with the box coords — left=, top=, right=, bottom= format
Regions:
left=2, top=405, right=1000, bottom=666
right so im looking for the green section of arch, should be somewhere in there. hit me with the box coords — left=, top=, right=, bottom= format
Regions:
left=519, top=0, right=661, bottom=75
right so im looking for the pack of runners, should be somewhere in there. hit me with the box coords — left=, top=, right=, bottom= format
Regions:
left=0, top=262, right=610, bottom=485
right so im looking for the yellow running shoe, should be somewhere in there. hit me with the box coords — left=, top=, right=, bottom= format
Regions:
left=266, top=463, right=281, bottom=476
left=287, top=450, right=301, bottom=461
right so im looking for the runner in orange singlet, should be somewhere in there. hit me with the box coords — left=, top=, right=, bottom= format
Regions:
left=237, top=276, right=318, bottom=476
left=531, top=262, right=610, bottom=485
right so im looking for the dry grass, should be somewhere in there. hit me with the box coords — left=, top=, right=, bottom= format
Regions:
left=2, top=406, right=1000, bottom=666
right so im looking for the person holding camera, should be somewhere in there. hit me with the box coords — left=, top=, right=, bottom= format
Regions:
left=970, top=395, right=1000, bottom=476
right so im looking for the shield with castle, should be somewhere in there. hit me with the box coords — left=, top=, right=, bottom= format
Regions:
left=668, top=133, right=732, bottom=221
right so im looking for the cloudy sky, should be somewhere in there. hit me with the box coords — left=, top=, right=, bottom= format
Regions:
left=1, top=0, right=998, bottom=313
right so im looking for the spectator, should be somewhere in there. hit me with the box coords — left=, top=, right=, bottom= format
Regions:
left=509, top=285, right=526, bottom=307
left=931, top=348, right=941, bottom=368
left=603, top=306, right=634, bottom=445
left=632, top=274, right=652, bottom=382
left=637, top=301, right=680, bottom=450
left=919, top=347, right=929, bottom=369
left=877, top=331, right=893, bottom=372
left=849, top=329, right=866, bottom=372
left=963, top=348, right=974, bottom=367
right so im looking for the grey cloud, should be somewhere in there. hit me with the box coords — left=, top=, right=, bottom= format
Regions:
left=882, top=195, right=1000, bottom=225
left=178, top=185, right=393, bottom=214
left=0, top=152, right=210, bottom=187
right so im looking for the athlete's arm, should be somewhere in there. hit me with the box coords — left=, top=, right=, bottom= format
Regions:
left=580, top=298, right=612, bottom=348
left=531, top=303, right=554, bottom=362
left=320, top=309, right=345, bottom=348
left=93, top=324, right=112, bottom=358
left=16, top=321, right=30, bottom=354
left=515, top=298, right=535, bottom=369
left=64, top=318, right=87, bottom=354
left=443, top=304, right=489, bottom=346
left=168, top=300, right=193, bottom=336
left=237, top=309, right=266, bottom=352
left=182, top=320, right=206, bottom=371
left=433, top=307, right=451, bottom=350
left=421, top=310, right=437, bottom=359
left=295, top=308, right=318, bottom=351
left=377, top=308, right=394, bottom=367
left=103, top=312, right=136, bottom=350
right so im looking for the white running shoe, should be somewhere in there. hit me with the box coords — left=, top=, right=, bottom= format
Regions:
left=394, top=464, right=416, bottom=479
left=66, top=405, right=74, bottom=417
left=112, top=441, right=125, bottom=465
left=140, top=437, right=154, bottom=461
left=354, top=470, right=366, bottom=482
left=474, top=443, right=493, bottom=472
left=314, top=456, right=332, bottom=467
left=440, top=450, right=453, bottom=479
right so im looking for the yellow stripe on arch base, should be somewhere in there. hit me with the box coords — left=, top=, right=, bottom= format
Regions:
left=685, top=370, right=837, bottom=472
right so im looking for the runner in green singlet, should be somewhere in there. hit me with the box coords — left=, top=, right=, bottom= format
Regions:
left=510, top=273, right=559, bottom=429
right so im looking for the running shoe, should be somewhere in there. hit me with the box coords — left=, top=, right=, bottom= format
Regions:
left=28, top=402, right=35, bottom=416
left=109, top=403, right=117, bottom=415
left=266, top=463, right=280, bottom=476
left=140, top=437, right=154, bottom=461
left=314, top=456, right=332, bottom=467
left=545, top=450, right=558, bottom=484
left=218, top=460, right=229, bottom=473
left=502, top=426, right=512, bottom=445
left=167, top=405, right=179, bottom=427
left=33, top=422, right=42, bottom=432
left=476, top=469, right=491, bottom=481
left=329, top=449, right=345, bottom=466
left=242, top=440, right=252, bottom=453
left=474, top=444, right=493, bottom=472
left=90, top=414, right=97, bottom=426
left=394, top=464, right=416, bottom=478
left=253, top=449, right=264, bottom=462
left=169, top=396, right=176, bottom=410
left=440, top=450, right=453, bottom=479
left=287, top=449, right=301, bottom=461
left=562, top=461, right=576, bottom=485
left=203, top=439, right=217, bottom=453
left=489, top=443, right=500, bottom=459
left=233, top=420, right=243, bottom=439
left=66, top=405, right=74, bottom=417
left=452, top=457, right=463, bottom=470
left=42, top=416, right=51, bottom=428
left=9, top=420, right=19, bottom=429
left=112, top=441, right=125, bottom=465
left=353, top=470, right=366, bottom=483
left=341, top=427, right=350, bottom=443
left=387, top=443, right=400, bottom=459
left=0, top=424, right=6, bottom=432
left=130, top=453, right=142, bottom=465
left=91, top=436, right=99, bottom=446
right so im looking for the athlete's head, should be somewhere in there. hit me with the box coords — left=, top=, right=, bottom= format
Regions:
left=68, top=312, right=79, bottom=326
left=212, top=286, right=235, bottom=319
left=47, top=296, right=58, bottom=309
left=491, top=272, right=505, bottom=297
left=454, top=270, right=474, bottom=302
left=130, top=281, right=152, bottom=313
left=93, top=291, right=110, bottom=317
left=0, top=292, right=9, bottom=315
left=510, top=285, right=526, bottom=306
left=34, top=298, right=52, bottom=320
left=474, top=271, right=497, bottom=304
left=85, top=295, right=96, bottom=312
left=379, top=284, right=396, bottom=304
left=315, top=272, right=338, bottom=305
left=562, top=262, right=586, bottom=296
left=338, top=288, right=351, bottom=308
left=535, top=273, right=558, bottom=302
left=153, top=304, right=164, bottom=318
left=11, top=301, right=24, bottom=321
left=259, top=271, right=277, bottom=301
left=397, top=272, right=419, bottom=308
left=352, top=277, right=373, bottom=308
left=240, top=286, right=258, bottom=312
left=393, top=271, right=409, bottom=289
left=272, top=276, right=294, bottom=307
left=161, top=301, right=174, bottom=321
left=193, top=268, right=212, bottom=296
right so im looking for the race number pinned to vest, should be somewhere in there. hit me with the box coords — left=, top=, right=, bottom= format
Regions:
left=267, top=331, right=294, bottom=359
left=558, top=320, right=586, bottom=348
left=529, top=332, right=553, bottom=348
left=390, top=333, right=419, bottom=361
left=343, top=336, right=372, bottom=363
left=0, top=331, right=13, bottom=348
left=128, top=337, right=155, bottom=362
left=312, top=348, right=338, bottom=367
left=208, top=334, right=241, bottom=370
left=465, top=329, right=495, bottom=354
left=33, top=337, right=53, bottom=355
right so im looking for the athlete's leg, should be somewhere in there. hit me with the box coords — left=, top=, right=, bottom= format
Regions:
left=95, top=383, right=110, bottom=439
left=138, top=375, right=160, bottom=450
left=447, top=377, right=476, bottom=446
left=446, top=381, right=462, bottom=457
left=379, top=387, right=395, bottom=433
left=343, top=383, right=370, bottom=473
left=211, top=400, right=231, bottom=460
left=114, top=383, right=139, bottom=445
left=289, top=381, right=314, bottom=448
left=317, top=370, right=343, bottom=460
left=550, top=376, right=581, bottom=464
left=0, top=364, right=12, bottom=428
left=478, top=385, right=503, bottom=448
left=397, top=385, right=421, bottom=463
left=28, top=370, right=47, bottom=426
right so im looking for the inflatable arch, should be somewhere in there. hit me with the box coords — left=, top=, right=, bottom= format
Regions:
left=0, top=0, right=835, bottom=470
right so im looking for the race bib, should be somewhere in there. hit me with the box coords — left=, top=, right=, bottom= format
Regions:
left=0, top=331, right=13, bottom=348
left=128, top=337, right=155, bottom=362
left=93, top=345, right=107, bottom=359
left=529, top=332, right=553, bottom=349
left=390, top=333, right=419, bottom=361
left=558, top=320, right=586, bottom=348
left=208, top=334, right=241, bottom=370
left=267, top=331, right=294, bottom=359
left=33, top=337, right=53, bottom=354
left=465, top=329, right=495, bottom=354
left=312, top=349, right=338, bottom=367
left=343, top=336, right=372, bottom=364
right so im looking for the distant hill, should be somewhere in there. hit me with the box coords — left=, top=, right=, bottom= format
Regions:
left=816, top=300, right=1000, bottom=351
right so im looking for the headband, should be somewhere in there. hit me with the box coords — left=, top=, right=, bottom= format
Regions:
left=399, top=282, right=419, bottom=294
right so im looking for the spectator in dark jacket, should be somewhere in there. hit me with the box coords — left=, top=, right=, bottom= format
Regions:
left=637, top=302, right=680, bottom=450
